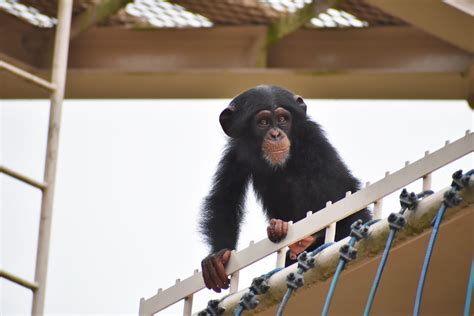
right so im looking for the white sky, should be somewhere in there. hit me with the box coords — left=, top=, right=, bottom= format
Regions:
left=1, top=98, right=473, bottom=315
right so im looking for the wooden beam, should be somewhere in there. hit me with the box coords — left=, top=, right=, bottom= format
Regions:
left=443, top=0, right=474, bottom=16
left=67, top=26, right=267, bottom=70
left=70, top=0, right=133, bottom=39
left=0, top=68, right=467, bottom=100
left=1, top=24, right=470, bottom=72
left=365, top=0, right=474, bottom=53
left=0, top=11, right=53, bottom=67
left=268, top=27, right=471, bottom=72
left=61, top=26, right=471, bottom=72
left=259, top=0, right=338, bottom=67
left=267, top=0, right=338, bottom=45
left=1, top=26, right=470, bottom=100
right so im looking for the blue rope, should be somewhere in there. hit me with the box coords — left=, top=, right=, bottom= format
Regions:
left=275, top=288, right=294, bottom=316
left=233, top=267, right=283, bottom=315
left=413, top=202, right=447, bottom=315
left=363, top=229, right=396, bottom=315
left=275, top=242, right=333, bottom=316
left=322, top=259, right=347, bottom=316
left=413, top=169, right=472, bottom=315
left=322, top=219, right=377, bottom=316
left=464, top=260, right=474, bottom=316
left=321, top=237, right=356, bottom=316
left=233, top=304, right=244, bottom=316
left=310, top=242, right=334, bottom=256
left=262, top=267, right=283, bottom=279
left=363, top=190, right=428, bottom=315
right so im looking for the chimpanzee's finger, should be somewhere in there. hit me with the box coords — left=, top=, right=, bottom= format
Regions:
left=282, top=221, right=288, bottom=238
left=269, top=224, right=279, bottom=241
left=222, top=250, right=232, bottom=288
left=274, top=219, right=283, bottom=240
left=221, top=249, right=232, bottom=266
left=206, top=260, right=222, bottom=292
left=209, top=255, right=228, bottom=290
left=201, top=258, right=213, bottom=290
left=204, top=257, right=221, bottom=292
left=213, top=255, right=229, bottom=289
left=267, top=225, right=275, bottom=241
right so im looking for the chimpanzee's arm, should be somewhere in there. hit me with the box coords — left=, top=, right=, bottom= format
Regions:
left=200, top=146, right=250, bottom=254
left=199, top=147, right=250, bottom=292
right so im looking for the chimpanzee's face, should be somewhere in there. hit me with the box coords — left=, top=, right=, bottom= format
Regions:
left=253, top=107, right=292, bottom=167
left=219, top=85, right=307, bottom=167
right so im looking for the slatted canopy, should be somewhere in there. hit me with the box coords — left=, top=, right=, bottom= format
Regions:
left=0, top=0, right=473, bottom=105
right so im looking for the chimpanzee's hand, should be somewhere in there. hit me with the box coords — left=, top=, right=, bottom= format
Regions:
left=201, top=248, right=232, bottom=292
left=267, top=218, right=289, bottom=242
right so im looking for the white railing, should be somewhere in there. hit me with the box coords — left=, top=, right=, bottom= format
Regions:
left=139, top=131, right=473, bottom=315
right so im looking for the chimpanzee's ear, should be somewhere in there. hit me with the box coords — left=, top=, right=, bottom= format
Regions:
left=294, top=95, right=307, bottom=114
left=219, top=105, right=236, bottom=137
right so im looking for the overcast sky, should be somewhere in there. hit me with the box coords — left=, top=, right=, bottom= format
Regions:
left=1, top=98, right=472, bottom=315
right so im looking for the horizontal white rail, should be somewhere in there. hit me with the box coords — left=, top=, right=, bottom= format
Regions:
left=139, top=131, right=473, bottom=315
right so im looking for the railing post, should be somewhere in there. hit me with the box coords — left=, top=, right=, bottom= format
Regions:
left=422, top=151, right=433, bottom=191
left=373, top=199, right=384, bottom=220
left=422, top=173, right=432, bottom=191
left=230, top=270, right=240, bottom=294
left=276, top=248, right=287, bottom=268
left=324, top=222, right=336, bottom=243
left=183, top=295, right=193, bottom=316
left=324, top=201, right=336, bottom=243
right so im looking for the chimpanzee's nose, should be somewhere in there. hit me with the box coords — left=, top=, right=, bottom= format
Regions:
left=270, top=129, right=281, bottom=140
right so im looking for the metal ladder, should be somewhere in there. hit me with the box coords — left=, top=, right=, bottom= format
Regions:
left=0, top=1, right=73, bottom=315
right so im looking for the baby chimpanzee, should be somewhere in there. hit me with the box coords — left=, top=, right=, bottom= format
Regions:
left=199, top=85, right=371, bottom=292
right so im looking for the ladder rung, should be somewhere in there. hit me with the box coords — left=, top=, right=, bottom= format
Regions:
left=0, top=60, right=56, bottom=91
left=0, top=165, right=47, bottom=190
left=0, top=269, right=38, bottom=291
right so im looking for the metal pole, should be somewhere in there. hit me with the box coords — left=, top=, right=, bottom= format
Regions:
left=32, top=1, right=73, bottom=314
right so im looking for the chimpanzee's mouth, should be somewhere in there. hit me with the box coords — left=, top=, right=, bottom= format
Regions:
left=269, top=149, right=289, bottom=154
left=263, top=149, right=290, bottom=168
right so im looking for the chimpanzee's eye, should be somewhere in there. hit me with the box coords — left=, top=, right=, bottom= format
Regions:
left=259, top=119, right=269, bottom=126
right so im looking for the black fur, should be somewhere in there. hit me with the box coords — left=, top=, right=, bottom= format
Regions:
left=200, top=85, right=371, bottom=257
